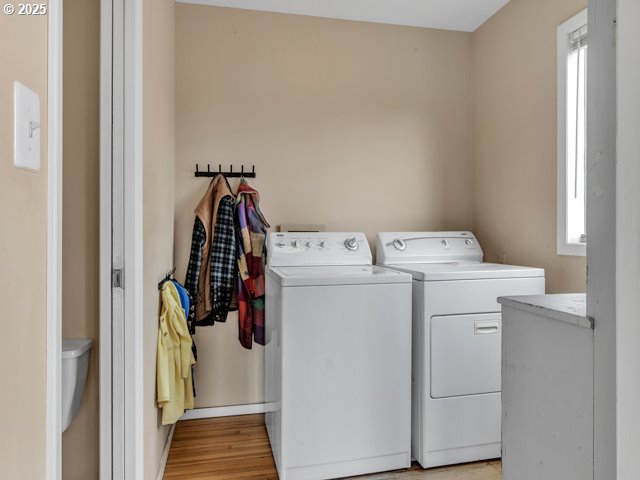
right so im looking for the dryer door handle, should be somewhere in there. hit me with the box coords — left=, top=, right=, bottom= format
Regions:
left=474, top=321, right=500, bottom=335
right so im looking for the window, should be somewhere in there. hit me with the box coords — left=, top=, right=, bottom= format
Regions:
left=557, top=9, right=588, bottom=256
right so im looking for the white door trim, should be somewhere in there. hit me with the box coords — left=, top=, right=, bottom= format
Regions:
left=615, top=0, right=640, bottom=475
left=100, top=0, right=145, bottom=477
left=99, top=0, right=114, bottom=477
left=46, top=1, right=63, bottom=479
left=587, top=0, right=617, bottom=478
left=123, top=0, right=145, bottom=478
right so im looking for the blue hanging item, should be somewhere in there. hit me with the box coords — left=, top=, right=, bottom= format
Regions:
left=172, top=279, right=198, bottom=397
left=172, top=280, right=191, bottom=319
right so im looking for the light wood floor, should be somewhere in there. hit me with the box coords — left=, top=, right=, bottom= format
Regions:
left=164, top=415, right=501, bottom=480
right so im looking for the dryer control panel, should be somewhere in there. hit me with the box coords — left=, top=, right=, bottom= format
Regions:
left=376, top=231, right=483, bottom=265
left=267, top=232, right=372, bottom=267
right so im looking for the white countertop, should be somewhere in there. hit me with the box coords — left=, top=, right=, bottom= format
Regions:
left=498, top=294, right=591, bottom=329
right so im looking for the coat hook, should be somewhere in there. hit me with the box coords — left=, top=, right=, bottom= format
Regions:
left=194, top=164, right=256, bottom=178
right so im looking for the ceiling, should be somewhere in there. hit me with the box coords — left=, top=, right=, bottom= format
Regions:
left=176, top=0, right=511, bottom=32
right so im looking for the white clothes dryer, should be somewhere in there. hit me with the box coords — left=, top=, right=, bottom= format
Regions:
left=265, top=232, right=413, bottom=480
left=376, top=232, right=545, bottom=469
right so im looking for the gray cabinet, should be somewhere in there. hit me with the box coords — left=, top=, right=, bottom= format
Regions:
left=499, top=295, right=593, bottom=480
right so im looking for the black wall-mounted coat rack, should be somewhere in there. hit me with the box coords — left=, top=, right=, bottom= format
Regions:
left=195, top=164, right=256, bottom=178
left=158, top=267, right=176, bottom=291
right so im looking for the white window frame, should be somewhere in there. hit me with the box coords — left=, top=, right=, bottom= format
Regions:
left=557, top=9, right=588, bottom=257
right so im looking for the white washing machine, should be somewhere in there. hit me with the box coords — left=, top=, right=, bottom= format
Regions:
left=376, top=232, right=545, bottom=469
left=265, top=232, right=413, bottom=480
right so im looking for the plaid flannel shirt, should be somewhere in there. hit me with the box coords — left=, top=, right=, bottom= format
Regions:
left=186, top=197, right=237, bottom=327
left=185, top=217, right=206, bottom=307
left=207, top=196, right=236, bottom=324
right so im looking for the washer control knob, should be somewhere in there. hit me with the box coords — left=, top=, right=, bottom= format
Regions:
left=345, top=237, right=359, bottom=251
left=393, top=238, right=407, bottom=251
left=441, top=240, right=449, bottom=247
left=465, top=239, right=474, bottom=246
left=292, top=240, right=300, bottom=248
left=276, top=242, right=286, bottom=248
left=306, top=241, right=316, bottom=248
left=320, top=241, right=328, bottom=248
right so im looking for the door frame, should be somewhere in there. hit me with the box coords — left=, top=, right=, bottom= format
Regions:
left=614, top=0, right=640, bottom=476
left=46, top=0, right=63, bottom=479
left=587, top=0, right=617, bottom=478
left=99, top=0, right=113, bottom=475
left=100, top=0, right=145, bottom=478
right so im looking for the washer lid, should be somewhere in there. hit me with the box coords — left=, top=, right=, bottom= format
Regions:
left=386, top=262, right=545, bottom=281
left=267, top=265, right=412, bottom=287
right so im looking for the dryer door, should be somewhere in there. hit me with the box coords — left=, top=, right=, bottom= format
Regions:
left=430, top=313, right=501, bottom=398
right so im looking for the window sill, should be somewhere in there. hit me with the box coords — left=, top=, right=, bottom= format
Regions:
left=558, top=242, right=586, bottom=257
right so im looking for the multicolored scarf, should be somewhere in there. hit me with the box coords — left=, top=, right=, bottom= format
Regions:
left=234, top=179, right=270, bottom=349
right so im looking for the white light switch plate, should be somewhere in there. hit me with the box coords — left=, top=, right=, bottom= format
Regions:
left=14, top=81, right=41, bottom=172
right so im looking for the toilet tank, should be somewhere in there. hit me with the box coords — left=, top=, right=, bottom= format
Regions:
left=62, top=339, right=93, bottom=432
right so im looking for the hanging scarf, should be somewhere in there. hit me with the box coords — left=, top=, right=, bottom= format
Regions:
left=234, top=179, right=270, bottom=349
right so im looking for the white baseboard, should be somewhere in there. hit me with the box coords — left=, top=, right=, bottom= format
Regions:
left=180, top=403, right=266, bottom=421
left=156, top=424, right=176, bottom=480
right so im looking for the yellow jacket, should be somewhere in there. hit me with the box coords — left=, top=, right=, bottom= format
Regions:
left=157, top=281, right=196, bottom=425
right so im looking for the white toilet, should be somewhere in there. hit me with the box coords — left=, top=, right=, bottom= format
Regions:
left=62, top=338, right=93, bottom=432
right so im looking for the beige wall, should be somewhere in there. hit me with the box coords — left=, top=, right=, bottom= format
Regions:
left=144, top=0, right=176, bottom=478
left=61, top=0, right=101, bottom=478
left=0, top=0, right=590, bottom=475
left=175, top=4, right=474, bottom=407
left=0, top=6, right=49, bottom=480
left=472, top=0, right=587, bottom=293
